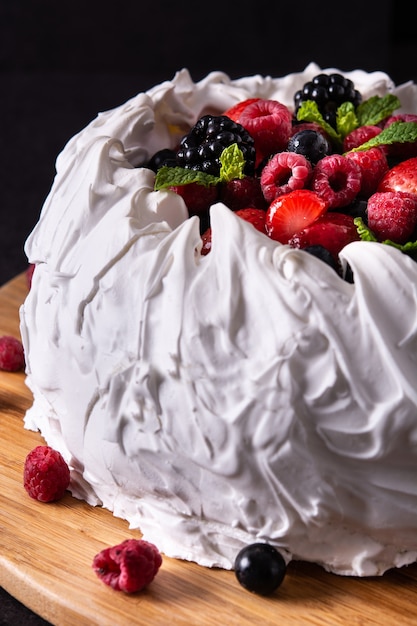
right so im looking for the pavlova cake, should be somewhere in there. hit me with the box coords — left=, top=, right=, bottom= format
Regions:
left=19, top=63, right=417, bottom=577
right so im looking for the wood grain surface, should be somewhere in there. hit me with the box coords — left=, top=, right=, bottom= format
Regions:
left=1, top=273, right=417, bottom=626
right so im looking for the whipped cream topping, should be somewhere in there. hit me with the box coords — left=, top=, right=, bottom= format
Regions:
left=20, top=63, right=417, bottom=576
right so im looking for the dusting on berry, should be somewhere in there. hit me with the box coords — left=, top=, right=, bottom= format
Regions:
left=92, top=538, right=162, bottom=593
left=234, top=543, right=287, bottom=596
left=23, top=445, right=70, bottom=502
left=0, top=335, right=25, bottom=372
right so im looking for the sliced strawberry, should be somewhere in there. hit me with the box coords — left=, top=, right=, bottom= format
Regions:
left=237, top=99, right=293, bottom=163
left=377, top=156, right=417, bottom=196
left=367, top=191, right=417, bottom=243
left=223, top=98, right=261, bottom=122
left=265, top=189, right=328, bottom=243
left=289, top=212, right=360, bottom=262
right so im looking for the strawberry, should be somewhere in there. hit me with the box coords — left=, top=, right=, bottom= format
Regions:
left=223, top=98, right=261, bottom=122
left=343, top=125, right=383, bottom=152
left=377, top=156, right=417, bottom=196
left=289, top=212, right=360, bottom=262
left=219, top=176, right=267, bottom=212
left=345, top=147, right=389, bottom=198
left=201, top=207, right=267, bottom=255
left=169, top=182, right=219, bottom=215
left=383, top=114, right=417, bottom=159
left=265, top=189, right=328, bottom=243
left=237, top=99, right=292, bottom=163
left=367, top=191, right=417, bottom=243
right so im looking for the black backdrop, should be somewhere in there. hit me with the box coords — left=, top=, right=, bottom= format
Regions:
left=0, top=1, right=416, bottom=623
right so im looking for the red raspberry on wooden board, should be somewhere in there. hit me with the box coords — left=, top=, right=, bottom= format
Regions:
left=23, top=445, right=70, bottom=502
left=93, top=539, right=162, bottom=593
left=0, top=335, right=25, bottom=371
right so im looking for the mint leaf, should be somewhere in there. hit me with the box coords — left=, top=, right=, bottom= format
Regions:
left=296, top=101, right=341, bottom=144
left=347, top=121, right=417, bottom=153
left=219, top=144, right=246, bottom=182
left=154, top=166, right=219, bottom=190
left=336, top=102, right=359, bottom=138
left=354, top=217, right=417, bottom=255
left=356, top=94, right=401, bottom=127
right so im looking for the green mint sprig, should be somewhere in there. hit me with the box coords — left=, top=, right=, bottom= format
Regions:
left=356, top=93, right=401, bottom=126
left=346, top=121, right=417, bottom=153
left=154, top=144, right=246, bottom=190
left=354, top=217, right=417, bottom=255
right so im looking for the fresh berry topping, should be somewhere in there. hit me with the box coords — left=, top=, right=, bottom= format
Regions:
left=0, top=335, right=25, bottom=371
left=223, top=98, right=261, bottom=122
left=287, top=129, right=331, bottom=165
left=304, top=244, right=340, bottom=273
left=234, top=543, right=287, bottom=596
left=377, top=156, right=417, bottom=196
left=294, top=73, right=362, bottom=129
left=175, top=115, right=255, bottom=176
left=383, top=114, right=417, bottom=159
left=289, top=212, right=361, bottom=263
left=345, top=147, right=389, bottom=198
left=200, top=207, right=267, bottom=255
left=310, top=154, right=362, bottom=208
left=343, top=125, right=383, bottom=152
left=23, top=445, right=70, bottom=502
left=260, top=152, right=312, bottom=203
left=265, top=189, right=328, bottom=243
left=147, top=148, right=177, bottom=172
left=367, top=191, right=417, bottom=243
left=93, top=539, right=162, bottom=593
left=220, top=176, right=267, bottom=212
left=237, top=99, right=292, bottom=162
left=169, top=182, right=219, bottom=215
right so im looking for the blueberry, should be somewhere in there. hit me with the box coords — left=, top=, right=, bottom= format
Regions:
left=287, top=129, right=331, bottom=165
left=146, top=148, right=177, bottom=172
left=304, top=245, right=339, bottom=273
left=234, top=543, right=287, bottom=596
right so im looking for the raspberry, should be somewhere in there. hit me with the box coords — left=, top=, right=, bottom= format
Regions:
left=26, top=263, right=35, bottom=289
left=310, top=154, right=362, bottom=209
left=0, top=335, right=25, bottom=371
left=343, top=125, right=383, bottom=152
left=23, top=445, right=70, bottom=502
left=200, top=207, right=267, bottom=255
left=93, top=539, right=162, bottom=593
left=260, top=152, right=312, bottom=203
left=175, top=115, right=255, bottom=176
left=345, top=147, right=389, bottom=198
left=237, top=99, right=292, bottom=162
left=367, top=191, right=417, bottom=243
left=219, top=176, right=267, bottom=212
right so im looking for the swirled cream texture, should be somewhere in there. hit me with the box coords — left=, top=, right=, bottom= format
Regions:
left=20, top=64, right=417, bottom=576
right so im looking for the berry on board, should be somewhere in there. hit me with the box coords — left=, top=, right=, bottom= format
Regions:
left=93, top=538, right=162, bottom=593
left=367, top=191, right=417, bottom=243
left=23, top=445, right=70, bottom=502
left=265, top=189, right=328, bottom=243
left=234, top=543, right=287, bottom=596
left=0, top=335, right=25, bottom=371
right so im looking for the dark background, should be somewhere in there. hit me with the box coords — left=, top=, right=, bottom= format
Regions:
left=0, top=1, right=416, bottom=623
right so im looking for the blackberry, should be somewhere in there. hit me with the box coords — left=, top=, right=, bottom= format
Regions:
left=176, top=115, right=256, bottom=176
left=294, top=73, right=362, bottom=129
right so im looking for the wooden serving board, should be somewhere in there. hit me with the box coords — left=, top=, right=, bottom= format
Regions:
left=1, top=273, right=417, bottom=626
